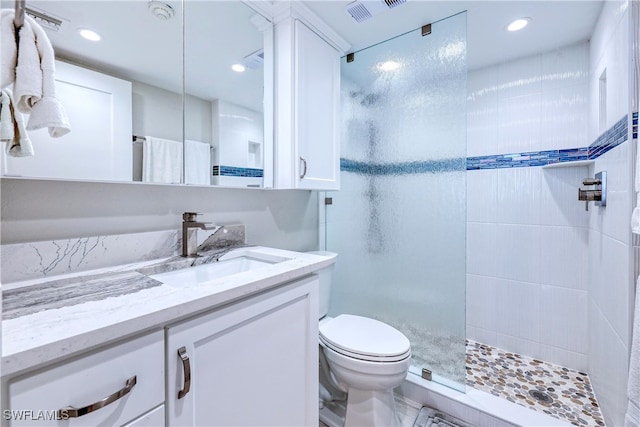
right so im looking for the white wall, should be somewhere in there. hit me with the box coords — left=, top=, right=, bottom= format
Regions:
left=0, top=179, right=319, bottom=254
left=185, top=95, right=213, bottom=145
left=466, top=42, right=591, bottom=371
left=213, top=100, right=264, bottom=168
left=132, top=81, right=183, bottom=143
left=586, top=2, right=632, bottom=426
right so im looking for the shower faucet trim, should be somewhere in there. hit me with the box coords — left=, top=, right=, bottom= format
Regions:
left=578, top=171, right=607, bottom=211
left=182, top=212, right=217, bottom=257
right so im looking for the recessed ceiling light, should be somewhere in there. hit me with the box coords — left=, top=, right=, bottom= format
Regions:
left=376, top=61, right=402, bottom=72
left=78, top=28, right=101, bottom=41
left=231, top=64, right=246, bottom=73
left=507, top=18, right=531, bottom=32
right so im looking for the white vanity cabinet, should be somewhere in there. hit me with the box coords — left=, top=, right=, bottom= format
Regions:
left=273, top=5, right=349, bottom=190
left=4, top=330, right=164, bottom=426
left=166, top=275, right=319, bottom=426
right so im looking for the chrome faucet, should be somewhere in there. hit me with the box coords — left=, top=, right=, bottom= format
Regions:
left=182, top=212, right=216, bottom=257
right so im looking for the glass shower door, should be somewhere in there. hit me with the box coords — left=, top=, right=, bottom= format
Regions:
left=325, top=12, right=467, bottom=391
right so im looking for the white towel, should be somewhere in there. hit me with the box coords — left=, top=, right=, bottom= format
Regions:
left=0, top=88, right=34, bottom=157
left=13, top=18, right=42, bottom=113
left=0, top=9, right=17, bottom=90
left=184, top=139, right=211, bottom=185
left=6, top=11, right=70, bottom=137
left=142, top=136, right=183, bottom=184
left=626, top=276, right=640, bottom=426
left=0, top=90, right=12, bottom=138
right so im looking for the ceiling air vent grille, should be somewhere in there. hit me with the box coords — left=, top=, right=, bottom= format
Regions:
left=384, top=0, right=407, bottom=8
left=241, top=49, right=264, bottom=70
left=345, top=0, right=407, bottom=23
left=346, top=2, right=373, bottom=23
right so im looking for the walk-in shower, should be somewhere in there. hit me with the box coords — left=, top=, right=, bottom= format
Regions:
left=324, top=11, right=467, bottom=391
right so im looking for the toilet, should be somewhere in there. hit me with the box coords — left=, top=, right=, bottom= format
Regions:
left=310, top=251, right=411, bottom=427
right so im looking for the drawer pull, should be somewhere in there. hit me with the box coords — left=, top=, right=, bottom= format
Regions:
left=177, top=346, right=191, bottom=399
left=300, top=156, right=307, bottom=179
left=58, top=375, right=137, bottom=418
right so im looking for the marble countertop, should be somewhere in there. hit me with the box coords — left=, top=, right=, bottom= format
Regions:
left=2, top=246, right=335, bottom=377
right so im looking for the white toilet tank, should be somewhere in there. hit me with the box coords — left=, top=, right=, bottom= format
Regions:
left=307, top=251, right=337, bottom=319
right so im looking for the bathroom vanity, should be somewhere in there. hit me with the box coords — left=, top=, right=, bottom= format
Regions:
left=1, top=244, right=331, bottom=426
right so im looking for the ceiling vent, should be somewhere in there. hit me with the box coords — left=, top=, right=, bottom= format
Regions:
left=241, top=49, right=264, bottom=70
left=345, top=0, right=407, bottom=23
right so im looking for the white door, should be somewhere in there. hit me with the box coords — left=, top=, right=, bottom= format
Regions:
left=166, top=277, right=319, bottom=426
left=1, top=61, right=132, bottom=181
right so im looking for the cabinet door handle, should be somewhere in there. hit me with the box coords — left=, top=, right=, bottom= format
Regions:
left=300, top=156, right=307, bottom=179
left=177, top=346, right=191, bottom=399
left=57, top=375, right=137, bottom=418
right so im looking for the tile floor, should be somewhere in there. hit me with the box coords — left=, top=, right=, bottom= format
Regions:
left=319, top=395, right=421, bottom=427
left=321, top=340, right=606, bottom=427
left=466, top=340, right=605, bottom=426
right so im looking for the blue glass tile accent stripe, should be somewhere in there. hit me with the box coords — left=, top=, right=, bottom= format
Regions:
left=340, top=158, right=465, bottom=175
left=466, top=114, right=627, bottom=171
left=212, top=165, right=263, bottom=178
left=633, top=111, right=638, bottom=139
left=588, top=114, right=629, bottom=159
left=467, top=148, right=588, bottom=170
left=341, top=115, right=630, bottom=175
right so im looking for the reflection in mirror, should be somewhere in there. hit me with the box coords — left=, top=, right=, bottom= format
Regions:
left=0, top=0, right=183, bottom=183
left=184, top=1, right=267, bottom=187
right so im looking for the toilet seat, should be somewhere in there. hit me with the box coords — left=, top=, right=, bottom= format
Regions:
left=319, top=314, right=411, bottom=362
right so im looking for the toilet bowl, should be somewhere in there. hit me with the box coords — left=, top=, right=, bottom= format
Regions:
left=308, top=251, right=411, bottom=427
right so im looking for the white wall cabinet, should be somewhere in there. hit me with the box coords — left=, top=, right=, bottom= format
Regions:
left=4, top=330, right=164, bottom=426
left=273, top=5, right=349, bottom=190
left=166, top=276, right=319, bottom=426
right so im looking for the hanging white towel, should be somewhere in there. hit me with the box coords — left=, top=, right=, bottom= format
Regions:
left=0, top=90, right=12, bottom=138
left=184, top=139, right=211, bottom=185
left=142, top=136, right=183, bottom=184
left=4, top=10, right=71, bottom=137
left=0, top=89, right=34, bottom=157
left=0, top=9, right=17, bottom=90
left=626, top=275, right=640, bottom=426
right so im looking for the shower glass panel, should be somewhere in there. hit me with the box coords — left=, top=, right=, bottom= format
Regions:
left=325, top=12, right=467, bottom=391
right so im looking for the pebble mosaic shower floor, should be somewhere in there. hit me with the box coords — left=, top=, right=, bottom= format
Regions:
left=466, top=340, right=605, bottom=426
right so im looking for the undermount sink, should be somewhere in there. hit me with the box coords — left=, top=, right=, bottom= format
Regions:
left=149, top=250, right=291, bottom=287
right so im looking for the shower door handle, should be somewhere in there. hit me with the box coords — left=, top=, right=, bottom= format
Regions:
left=300, top=156, right=307, bottom=179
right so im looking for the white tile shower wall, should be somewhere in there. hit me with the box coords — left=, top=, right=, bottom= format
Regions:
left=466, top=42, right=591, bottom=372
left=585, top=2, right=632, bottom=426
left=468, top=42, right=589, bottom=158
left=587, top=148, right=631, bottom=427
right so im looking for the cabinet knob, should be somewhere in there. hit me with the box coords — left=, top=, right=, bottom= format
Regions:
left=177, top=346, right=192, bottom=399
left=57, top=375, right=137, bottom=419
left=300, top=156, right=307, bottom=179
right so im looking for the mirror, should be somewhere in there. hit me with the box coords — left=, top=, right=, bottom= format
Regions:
left=184, top=1, right=268, bottom=187
left=0, top=0, right=269, bottom=187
